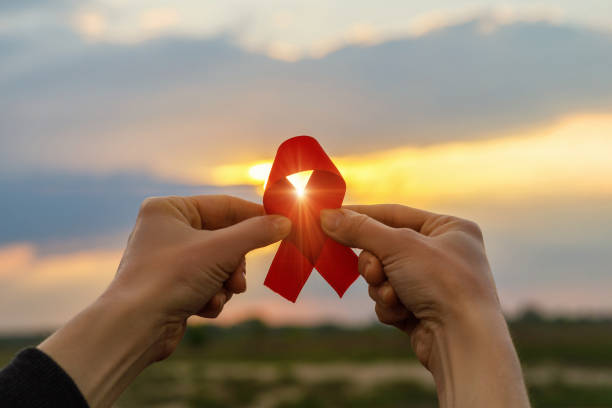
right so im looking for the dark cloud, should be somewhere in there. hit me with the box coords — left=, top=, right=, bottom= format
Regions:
left=0, top=0, right=77, bottom=13
left=1, top=19, right=611, bottom=173
left=429, top=196, right=612, bottom=312
left=0, top=172, right=258, bottom=248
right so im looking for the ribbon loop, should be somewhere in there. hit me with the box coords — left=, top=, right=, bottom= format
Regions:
left=263, top=136, right=359, bottom=302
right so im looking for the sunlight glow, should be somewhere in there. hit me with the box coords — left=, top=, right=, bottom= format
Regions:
left=248, top=162, right=273, bottom=183
left=336, top=113, right=612, bottom=205
left=286, top=170, right=313, bottom=198
left=207, top=113, right=612, bottom=206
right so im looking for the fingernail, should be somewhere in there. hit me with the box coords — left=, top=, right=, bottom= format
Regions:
left=271, top=216, right=291, bottom=235
left=321, top=209, right=342, bottom=231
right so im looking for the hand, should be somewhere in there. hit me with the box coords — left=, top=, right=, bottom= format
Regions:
left=108, top=195, right=291, bottom=359
left=322, top=204, right=497, bottom=365
left=320, top=205, right=529, bottom=408
left=39, top=195, right=291, bottom=408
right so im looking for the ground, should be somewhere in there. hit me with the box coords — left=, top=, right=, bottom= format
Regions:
left=2, top=314, right=612, bottom=407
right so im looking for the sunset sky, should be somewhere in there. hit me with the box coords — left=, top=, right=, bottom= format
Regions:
left=1, top=1, right=611, bottom=332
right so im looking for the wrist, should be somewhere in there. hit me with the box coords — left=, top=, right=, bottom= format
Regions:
left=38, top=293, right=166, bottom=408
left=427, top=302, right=529, bottom=408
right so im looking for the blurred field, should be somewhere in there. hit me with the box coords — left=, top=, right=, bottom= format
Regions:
left=2, top=311, right=612, bottom=407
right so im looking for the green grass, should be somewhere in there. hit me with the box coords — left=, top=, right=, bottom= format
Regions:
left=2, top=314, right=612, bottom=407
left=529, top=382, right=612, bottom=407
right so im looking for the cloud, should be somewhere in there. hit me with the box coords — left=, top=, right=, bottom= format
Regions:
left=0, top=143, right=610, bottom=330
left=406, top=6, right=563, bottom=37
left=2, top=189, right=611, bottom=332
left=31, top=2, right=579, bottom=59
left=475, top=197, right=612, bottom=314
left=0, top=172, right=259, bottom=248
left=0, top=238, right=374, bottom=332
left=0, top=243, right=36, bottom=278
left=1, top=6, right=611, bottom=329
left=73, top=11, right=106, bottom=39
left=0, top=243, right=121, bottom=332
left=2, top=20, right=612, bottom=180
left=140, top=8, right=180, bottom=33
left=71, top=7, right=182, bottom=43
left=209, top=113, right=612, bottom=206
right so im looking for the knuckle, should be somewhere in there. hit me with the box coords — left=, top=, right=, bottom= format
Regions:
left=358, top=249, right=374, bottom=261
left=394, top=227, right=426, bottom=252
left=358, top=250, right=376, bottom=269
left=431, top=215, right=456, bottom=231
left=432, top=215, right=483, bottom=240
left=139, top=196, right=168, bottom=215
left=423, top=214, right=455, bottom=234
left=459, top=219, right=484, bottom=240
left=395, top=227, right=419, bottom=242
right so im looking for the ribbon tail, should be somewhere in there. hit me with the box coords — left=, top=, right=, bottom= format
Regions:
left=264, top=240, right=313, bottom=303
left=315, top=239, right=359, bottom=298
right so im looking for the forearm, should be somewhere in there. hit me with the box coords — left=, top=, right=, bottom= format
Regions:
left=38, top=293, right=164, bottom=408
left=429, top=306, right=530, bottom=408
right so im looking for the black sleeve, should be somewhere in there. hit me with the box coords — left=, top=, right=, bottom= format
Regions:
left=0, top=347, right=89, bottom=408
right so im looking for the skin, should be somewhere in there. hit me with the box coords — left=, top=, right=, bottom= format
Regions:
left=320, top=205, right=530, bottom=408
left=37, top=196, right=529, bottom=408
left=39, top=195, right=292, bottom=407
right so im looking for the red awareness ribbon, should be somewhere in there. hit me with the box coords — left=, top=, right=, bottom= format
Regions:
left=263, top=135, right=359, bottom=302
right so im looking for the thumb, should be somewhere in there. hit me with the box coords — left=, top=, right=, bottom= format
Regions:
left=211, top=215, right=291, bottom=256
left=321, top=208, right=404, bottom=258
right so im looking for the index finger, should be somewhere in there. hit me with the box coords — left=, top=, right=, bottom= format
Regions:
left=344, top=204, right=434, bottom=233
left=189, top=195, right=264, bottom=230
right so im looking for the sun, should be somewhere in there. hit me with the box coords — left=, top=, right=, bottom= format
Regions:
left=286, top=170, right=313, bottom=198
left=247, top=163, right=313, bottom=197
left=248, top=162, right=273, bottom=183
